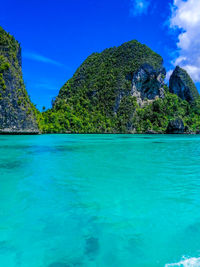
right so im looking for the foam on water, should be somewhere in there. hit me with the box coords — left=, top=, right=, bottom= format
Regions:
left=166, top=257, right=200, bottom=267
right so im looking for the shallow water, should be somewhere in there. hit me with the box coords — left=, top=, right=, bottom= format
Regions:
left=0, top=134, right=200, bottom=267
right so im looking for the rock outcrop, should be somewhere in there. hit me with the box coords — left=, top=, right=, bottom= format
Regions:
left=169, top=66, right=199, bottom=103
left=166, top=118, right=185, bottom=134
left=0, top=27, right=39, bottom=134
left=130, top=63, right=165, bottom=104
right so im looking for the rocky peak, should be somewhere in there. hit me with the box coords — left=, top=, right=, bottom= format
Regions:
left=169, top=66, right=199, bottom=103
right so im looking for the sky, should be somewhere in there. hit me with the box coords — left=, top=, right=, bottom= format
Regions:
left=0, top=0, right=199, bottom=110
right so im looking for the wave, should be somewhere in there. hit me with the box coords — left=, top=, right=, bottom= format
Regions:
left=165, top=257, right=200, bottom=267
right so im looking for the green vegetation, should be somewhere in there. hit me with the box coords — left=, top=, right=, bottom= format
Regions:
left=133, top=92, right=200, bottom=133
left=56, top=40, right=163, bottom=116
left=39, top=90, right=200, bottom=133
left=0, top=27, right=200, bottom=134
left=39, top=40, right=200, bottom=134
left=169, top=66, right=199, bottom=102
left=0, top=26, right=39, bottom=132
left=39, top=40, right=166, bottom=133
left=178, top=68, right=199, bottom=100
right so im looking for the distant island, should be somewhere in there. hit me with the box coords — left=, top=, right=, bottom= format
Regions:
left=0, top=26, right=200, bottom=135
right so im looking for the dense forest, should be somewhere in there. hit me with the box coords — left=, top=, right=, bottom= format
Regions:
left=39, top=91, right=200, bottom=134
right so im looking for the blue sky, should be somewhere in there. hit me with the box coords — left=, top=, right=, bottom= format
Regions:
left=1, top=0, right=199, bottom=110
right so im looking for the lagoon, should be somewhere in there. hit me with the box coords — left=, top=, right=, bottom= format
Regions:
left=0, top=134, right=200, bottom=266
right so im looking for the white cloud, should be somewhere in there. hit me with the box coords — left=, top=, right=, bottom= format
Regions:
left=130, top=0, right=150, bottom=16
left=23, top=51, right=63, bottom=67
left=166, top=70, right=173, bottom=82
left=169, top=0, right=200, bottom=82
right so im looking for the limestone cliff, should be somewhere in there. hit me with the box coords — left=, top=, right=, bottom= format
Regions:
left=130, top=63, right=165, bottom=104
left=169, top=66, right=199, bottom=103
left=0, top=27, right=39, bottom=134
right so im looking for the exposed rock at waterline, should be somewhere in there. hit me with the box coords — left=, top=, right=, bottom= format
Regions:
left=166, top=118, right=185, bottom=134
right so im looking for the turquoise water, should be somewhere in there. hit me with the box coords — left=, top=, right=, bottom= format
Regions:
left=0, top=134, right=200, bottom=267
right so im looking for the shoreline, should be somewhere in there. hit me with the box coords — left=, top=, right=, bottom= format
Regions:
left=0, top=130, right=40, bottom=135
left=0, top=132, right=199, bottom=135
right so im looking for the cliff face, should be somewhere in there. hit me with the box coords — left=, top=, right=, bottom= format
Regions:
left=169, top=66, right=199, bottom=103
left=0, top=27, right=39, bottom=134
left=43, top=40, right=166, bottom=133
left=130, top=63, right=165, bottom=104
